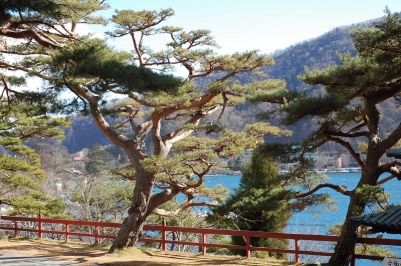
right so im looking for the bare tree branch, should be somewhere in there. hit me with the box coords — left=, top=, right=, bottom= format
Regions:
left=376, top=174, right=396, bottom=185
left=323, top=129, right=368, bottom=138
left=295, top=183, right=352, bottom=198
left=152, top=201, right=217, bottom=217
left=0, top=20, right=64, bottom=48
left=326, top=136, right=364, bottom=166
left=379, top=162, right=401, bottom=181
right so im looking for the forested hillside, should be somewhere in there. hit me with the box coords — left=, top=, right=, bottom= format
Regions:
left=62, top=18, right=379, bottom=153
left=63, top=115, right=112, bottom=153
left=264, top=25, right=357, bottom=90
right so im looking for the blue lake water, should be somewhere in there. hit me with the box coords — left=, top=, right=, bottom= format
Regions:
left=203, top=172, right=401, bottom=265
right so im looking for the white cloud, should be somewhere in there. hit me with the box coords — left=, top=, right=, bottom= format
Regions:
left=72, top=23, right=105, bottom=39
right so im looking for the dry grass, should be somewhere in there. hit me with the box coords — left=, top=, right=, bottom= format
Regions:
left=0, top=238, right=310, bottom=266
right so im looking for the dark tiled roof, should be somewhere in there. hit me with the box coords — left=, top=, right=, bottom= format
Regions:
left=350, top=207, right=401, bottom=234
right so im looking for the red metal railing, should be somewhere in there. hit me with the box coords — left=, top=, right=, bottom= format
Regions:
left=1, top=215, right=400, bottom=265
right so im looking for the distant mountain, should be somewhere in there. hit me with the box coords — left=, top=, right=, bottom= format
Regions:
left=62, top=17, right=382, bottom=153
left=265, top=25, right=356, bottom=90
left=209, top=18, right=380, bottom=143
left=63, top=115, right=112, bottom=153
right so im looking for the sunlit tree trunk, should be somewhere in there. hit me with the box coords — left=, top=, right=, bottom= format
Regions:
left=328, top=194, right=363, bottom=265
left=329, top=158, right=381, bottom=265
left=109, top=156, right=155, bottom=252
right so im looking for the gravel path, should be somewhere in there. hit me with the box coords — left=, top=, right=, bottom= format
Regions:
left=0, top=252, right=84, bottom=266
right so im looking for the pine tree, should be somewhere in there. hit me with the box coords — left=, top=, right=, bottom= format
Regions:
left=0, top=3, right=291, bottom=252
left=210, top=148, right=292, bottom=258
left=251, top=8, right=401, bottom=265
left=208, top=144, right=328, bottom=259
left=0, top=78, right=70, bottom=217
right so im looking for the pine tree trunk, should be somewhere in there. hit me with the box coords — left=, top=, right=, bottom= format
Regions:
left=328, top=186, right=368, bottom=265
left=108, top=151, right=180, bottom=253
left=328, top=215, right=360, bottom=265
left=108, top=211, right=145, bottom=253
left=108, top=168, right=155, bottom=253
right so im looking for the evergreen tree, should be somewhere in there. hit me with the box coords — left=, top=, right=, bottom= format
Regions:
left=251, top=8, right=401, bottom=265
left=85, top=143, right=114, bottom=176
left=0, top=3, right=292, bottom=252
left=209, top=144, right=328, bottom=259
left=210, top=148, right=292, bottom=259
left=0, top=78, right=70, bottom=217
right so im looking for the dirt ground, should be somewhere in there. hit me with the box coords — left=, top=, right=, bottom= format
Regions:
left=0, top=238, right=308, bottom=266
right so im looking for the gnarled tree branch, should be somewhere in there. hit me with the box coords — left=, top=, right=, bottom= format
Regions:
left=326, top=136, right=364, bottom=166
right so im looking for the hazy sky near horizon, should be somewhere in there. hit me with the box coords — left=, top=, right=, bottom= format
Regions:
left=91, top=0, right=401, bottom=56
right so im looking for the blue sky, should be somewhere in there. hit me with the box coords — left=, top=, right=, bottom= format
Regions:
left=91, top=0, right=401, bottom=56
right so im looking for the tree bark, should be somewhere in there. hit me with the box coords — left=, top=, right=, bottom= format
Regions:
left=108, top=170, right=154, bottom=253
left=328, top=96, right=385, bottom=265
left=328, top=193, right=363, bottom=265
left=329, top=165, right=381, bottom=265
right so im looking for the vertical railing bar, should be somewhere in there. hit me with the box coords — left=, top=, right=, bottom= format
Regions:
left=65, top=222, right=70, bottom=242
left=295, top=237, right=300, bottom=263
left=202, top=232, right=207, bottom=255
left=94, top=225, right=99, bottom=244
left=13, top=220, right=18, bottom=237
left=38, top=212, right=42, bottom=239
left=162, top=218, right=166, bottom=251
left=245, top=233, right=251, bottom=258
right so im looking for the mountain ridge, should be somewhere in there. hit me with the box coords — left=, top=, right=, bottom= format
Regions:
left=61, top=17, right=382, bottom=153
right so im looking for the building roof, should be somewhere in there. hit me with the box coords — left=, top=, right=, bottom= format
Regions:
left=73, top=156, right=89, bottom=161
left=350, top=206, right=401, bottom=234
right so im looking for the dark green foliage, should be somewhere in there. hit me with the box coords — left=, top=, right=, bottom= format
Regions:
left=0, top=85, right=70, bottom=217
left=48, top=38, right=184, bottom=95
left=0, top=0, right=58, bottom=20
left=85, top=143, right=115, bottom=175
left=0, top=0, right=108, bottom=49
left=105, top=144, right=128, bottom=164
left=209, top=147, right=294, bottom=259
left=279, top=93, right=349, bottom=125
left=0, top=0, right=108, bottom=24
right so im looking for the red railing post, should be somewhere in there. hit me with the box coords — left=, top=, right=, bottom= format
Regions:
left=94, top=225, right=99, bottom=244
left=161, top=218, right=166, bottom=251
left=65, top=223, right=70, bottom=241
left=295, top=238, right=300, bottom=262
left=202, top=232, right=207, bottom=255
left=38, top=213, right=42, bottom=239
left=13, top=220, right=18, bottom=237
left=245, top=234, right=251, bottom=258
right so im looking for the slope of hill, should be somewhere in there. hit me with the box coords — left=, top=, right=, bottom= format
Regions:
left=62, top=17, right=381, bottom=153
left=63, top=115, right=112, bottom=153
